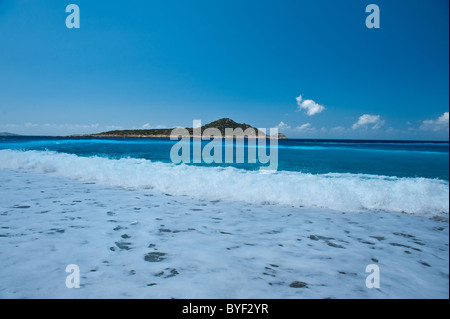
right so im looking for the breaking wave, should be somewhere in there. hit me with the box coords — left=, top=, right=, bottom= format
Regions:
left=0, top=149, right=448, bottom=215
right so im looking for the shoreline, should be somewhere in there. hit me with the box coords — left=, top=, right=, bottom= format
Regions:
left=3, top=135, right=449, bottom=143
left=0, top=167, right=448, bottom=298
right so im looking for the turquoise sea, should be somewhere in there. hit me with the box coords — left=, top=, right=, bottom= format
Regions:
left=0, top=136, right=448, bottom=214
left=0, top=136, right=448, bottom=180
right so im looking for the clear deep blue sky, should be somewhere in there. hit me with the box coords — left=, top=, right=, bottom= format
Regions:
left=0, top=0, right=448, bottom=139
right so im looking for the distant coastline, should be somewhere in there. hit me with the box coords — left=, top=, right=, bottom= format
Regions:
left=0, top=132, right=20, bottom=137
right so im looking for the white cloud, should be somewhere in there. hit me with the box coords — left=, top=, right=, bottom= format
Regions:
left=276, top=121, right=291, bottom=131
left=438, top=112, right=449, bottom=123
left=1, top=123, right=18, bottom=129
left=43, top=123, right=100, bottom=129
left=296, top=95, right=325, bottom=116
left=139, top=123, right=167, bottom=129
left=0, top=123, right=119, bottom=135
left=352, top=114, right=385, bottom=130
left=420, top=112, right=449, bottom=131
left=295, top=123, right=315, bottom=133
left=331, top=126, right=346, bottom=133
left=102, top=125, right=124, bottom=131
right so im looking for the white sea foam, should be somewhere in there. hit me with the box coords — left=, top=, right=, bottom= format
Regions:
left=1, top=168, right=448, bottom=298
left=0, top=149, right=448, bottom=214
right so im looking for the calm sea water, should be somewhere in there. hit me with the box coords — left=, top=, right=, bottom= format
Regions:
left=1, top=136, right=448, bottom=180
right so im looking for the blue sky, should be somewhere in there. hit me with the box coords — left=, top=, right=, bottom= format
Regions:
left=0, top=0, right=448, bottom=140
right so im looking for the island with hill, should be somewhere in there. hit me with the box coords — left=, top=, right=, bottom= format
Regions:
left=71, top=118, right=288, bottom=139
